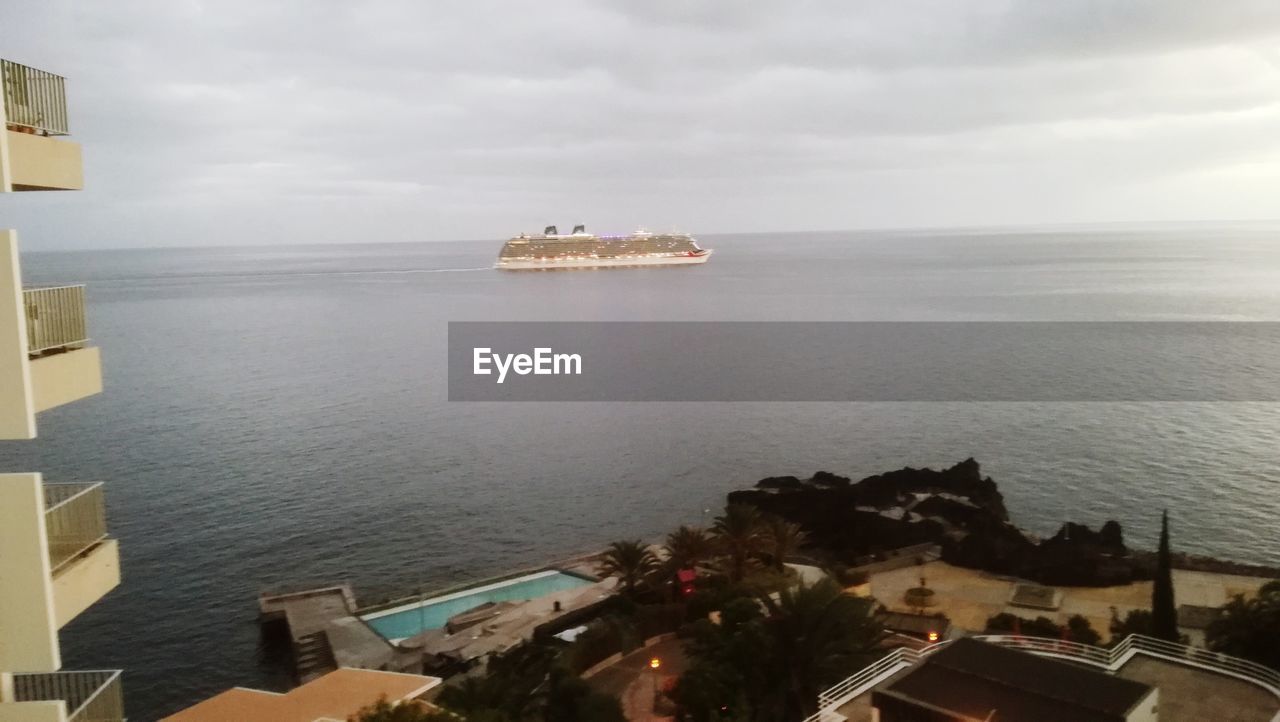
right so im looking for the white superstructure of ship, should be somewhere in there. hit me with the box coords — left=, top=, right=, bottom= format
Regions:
left=495, top=225, right=712, bottom=270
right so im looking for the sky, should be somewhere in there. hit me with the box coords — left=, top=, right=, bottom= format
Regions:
left=2, top=1, right=1280, bottom=250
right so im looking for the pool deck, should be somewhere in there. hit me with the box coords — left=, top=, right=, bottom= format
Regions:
left=405, top=575, right=617, bottom=664
left=258, top=558, right=611, bottom=684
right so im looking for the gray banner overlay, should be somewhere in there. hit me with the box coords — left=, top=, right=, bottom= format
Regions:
left=448, top=322, right=1280, bottom=401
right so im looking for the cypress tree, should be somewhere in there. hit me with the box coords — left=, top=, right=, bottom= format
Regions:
left=1151, top=510, right=1180, bottom=642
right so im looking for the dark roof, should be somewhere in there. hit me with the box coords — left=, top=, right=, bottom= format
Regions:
left=878, top=611, right=950, bottom=637
left=875, top=638, right=1153, bottom=722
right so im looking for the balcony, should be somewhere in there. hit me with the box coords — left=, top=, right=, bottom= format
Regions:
left=26, top=285, right=88, bottom=357
left=1, top=59, right=82, bottom=191
left=44, top=483, right=109, bottom=571
left=43, top=483, right=120, bottom=628
left=8, top=670, right=124, bottom=722
left=24, top=285, right=102, bottom=414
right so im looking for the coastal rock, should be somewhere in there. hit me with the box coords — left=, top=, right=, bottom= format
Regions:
left=1029, top=521, right=1133, bottom=586
left=731, top=459, right=1141, bottom=587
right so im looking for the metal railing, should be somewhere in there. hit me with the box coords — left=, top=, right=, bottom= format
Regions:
left=803, top=633, right=1280, bottom=722
left=44, top=482, right=109, bottom=573
left=1109, top=634, right=1280, bottom=697
left=12, top=670, right=124, bottom=722
left=807, top=646, right=923, bottom=720
left=2, top=58, right=70, bottom=136
left=24, top=285, right=89, bottom=356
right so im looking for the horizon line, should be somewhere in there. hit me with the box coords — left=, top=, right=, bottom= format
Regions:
left=19, top=216, right=1280, bottom=254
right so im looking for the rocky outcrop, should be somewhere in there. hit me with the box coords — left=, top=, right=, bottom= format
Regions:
left=730, top=458, right=1140, bottom=587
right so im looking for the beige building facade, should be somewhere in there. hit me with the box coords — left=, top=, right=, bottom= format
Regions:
left=1, top=58, right=124, bottom=722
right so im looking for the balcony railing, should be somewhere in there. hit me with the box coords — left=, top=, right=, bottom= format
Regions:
left=11, top=670, right=124, bottom=722
left=24, top=285, right=89, bottom=357
left=44, top=482, right=109, bottom=573
left=2, top=59, right=70, bottom=136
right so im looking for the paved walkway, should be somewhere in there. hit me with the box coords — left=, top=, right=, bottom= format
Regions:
left=586, top=638, right=686, bottom=721
left=867, top=561, right=1273, bottom=638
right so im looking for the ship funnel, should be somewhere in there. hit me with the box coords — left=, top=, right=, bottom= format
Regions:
left=544, top=225, right=558, bottom=236
left=572, top=224, right=586, bottom=234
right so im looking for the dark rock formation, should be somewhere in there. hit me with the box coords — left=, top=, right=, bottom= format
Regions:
left=729, top=458, right=1142, bottom=587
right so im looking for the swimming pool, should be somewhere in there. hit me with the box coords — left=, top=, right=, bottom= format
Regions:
left=361, top=570, right=596, bottom=641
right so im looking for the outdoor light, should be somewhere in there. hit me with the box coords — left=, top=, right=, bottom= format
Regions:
left=650, top=657, right=662, bottom=670
left=927, top=631, right=940, bottom=642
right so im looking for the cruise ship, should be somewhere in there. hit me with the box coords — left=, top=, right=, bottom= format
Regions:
left=495, top=225, right=712, bottom=270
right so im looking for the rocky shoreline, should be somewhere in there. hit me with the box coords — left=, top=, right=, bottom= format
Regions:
left=729, top=458, right=1279, bottom=586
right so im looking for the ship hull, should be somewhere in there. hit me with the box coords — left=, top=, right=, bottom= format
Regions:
left=495, top=250, right=712, bottom=271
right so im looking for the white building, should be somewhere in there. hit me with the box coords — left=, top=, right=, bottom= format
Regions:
left=1, top=58, right=123, bottom=722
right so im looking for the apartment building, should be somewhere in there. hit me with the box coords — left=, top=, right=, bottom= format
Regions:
left=1, top=57, right=124, bottom=722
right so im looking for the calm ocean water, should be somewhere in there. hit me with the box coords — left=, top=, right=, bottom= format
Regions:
left=4, top=227, right=1280, bottom=718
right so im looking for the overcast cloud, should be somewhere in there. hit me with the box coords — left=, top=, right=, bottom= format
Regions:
left=2, top=1, right=1280, bottom=249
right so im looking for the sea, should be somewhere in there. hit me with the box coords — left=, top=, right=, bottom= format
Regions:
left=3, top=226, right=1280, bottom=718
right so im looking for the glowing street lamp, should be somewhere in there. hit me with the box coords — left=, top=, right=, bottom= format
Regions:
left=650, top=657, right=662, bottom=709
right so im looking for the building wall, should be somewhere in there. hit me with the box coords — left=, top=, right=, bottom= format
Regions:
left=29, top=347, right=103, bottom=412
left=2, top=59, right=112, bottom=720
left=1125, top=688, right=1159, bottom=722
left=0, top=97, right=11, bottom=191
left=0, top=473, right=61, bottom=672
left=0, top=701, right=65, bottom=722
left=871, top=692, right=968, bottom=722
left=3, top=132, right=83, bottom=191
left=0, top=231, right=36, bottom=440
left=51, top=539, right=121, bottom=628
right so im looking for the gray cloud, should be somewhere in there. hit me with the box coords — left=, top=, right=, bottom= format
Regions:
left=2, top=0, right=1279, bottom=249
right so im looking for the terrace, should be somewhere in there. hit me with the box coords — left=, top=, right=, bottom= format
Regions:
left=807, top=634, right=1280, bottom=722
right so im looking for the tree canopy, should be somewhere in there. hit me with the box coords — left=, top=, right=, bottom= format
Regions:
left=598, top=539, right=660, bottom=597
left=1206, top=580, right=1280, bottom=670
left=349, top=698, right=455, bottom=722
left=712, top=504, right=766, bottom=583
left=671, top=578, right=884, bottom=722
left=1150, top=510, right=1180, bottom=642
left=666, top=525, right=715, bottom=571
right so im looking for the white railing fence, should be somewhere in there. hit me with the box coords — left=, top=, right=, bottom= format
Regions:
left=43, top=482, right=109, bottom=572
left=23, top=285, right=88, bottom=356
left=2, top=58, right=70, bottom=136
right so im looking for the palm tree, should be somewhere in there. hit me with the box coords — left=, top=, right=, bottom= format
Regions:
left=665, top=525, right=715, bottom=570
left=758, top=579, right=886, bottom=720
left=763, top=517, right=808, bottom=573
left=598, top=539, right=660, bottom=597
left=713, top=504, right=764, bottom=582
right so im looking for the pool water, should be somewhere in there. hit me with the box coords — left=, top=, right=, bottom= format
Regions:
left=361, top=570, right=596, bottom=641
